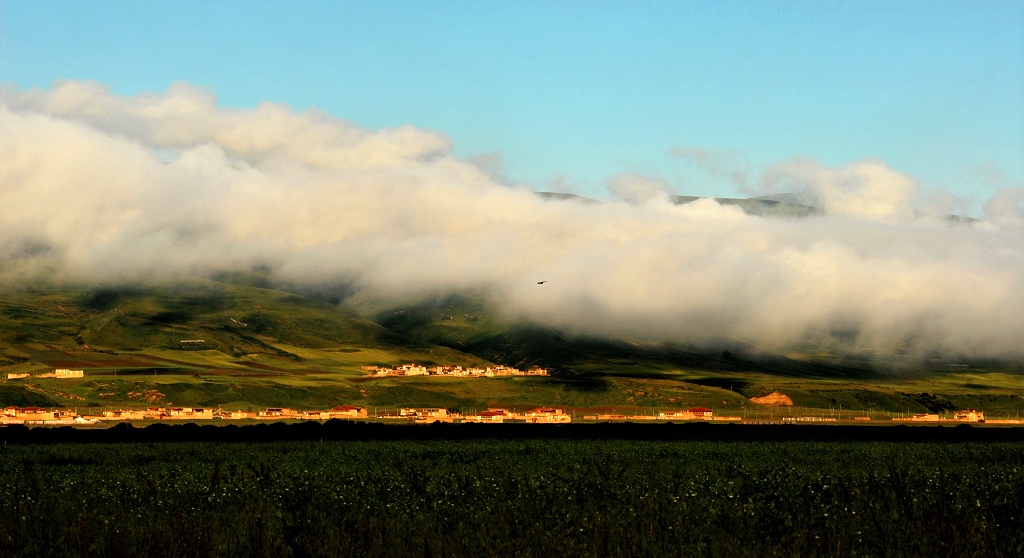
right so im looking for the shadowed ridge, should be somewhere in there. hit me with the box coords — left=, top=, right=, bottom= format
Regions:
left=536, top=192, right=601, bottom=204
left=534, top=191, right=824, bottom=217
left=673, top=195, right=824, bottom=217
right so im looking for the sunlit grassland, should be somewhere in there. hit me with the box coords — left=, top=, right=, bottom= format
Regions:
left=0, top=281, right=1021, bottom=416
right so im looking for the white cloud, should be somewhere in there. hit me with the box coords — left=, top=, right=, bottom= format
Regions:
left=3, top=80, right=451, bottom=171
left=761, top=158, right=919, bottom=222
left=606, top=173, right=674, bottom=203
left=984, top=187, right=1024, bottom=228
left=2, top=82, right=1023, bottom=357
left=670, top=145, right=751, bottom=189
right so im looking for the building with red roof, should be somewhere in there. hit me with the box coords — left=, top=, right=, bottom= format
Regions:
left=687, top=407, right=714, bottom=419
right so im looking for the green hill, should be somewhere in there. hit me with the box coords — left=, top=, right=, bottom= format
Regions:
left=0, top=280, right=1020, bottom=417
left=366, top=293, right=1023, bottom=416
left=0, top=280, right=493, bottom=410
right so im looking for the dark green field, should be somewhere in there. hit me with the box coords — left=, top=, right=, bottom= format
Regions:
left=0, top=440, right=1021, bottom=557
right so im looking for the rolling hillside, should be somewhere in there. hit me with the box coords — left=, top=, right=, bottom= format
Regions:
left=0, top=280, right=495, bottom=410
left=0, top=279, right=1020, bottom=416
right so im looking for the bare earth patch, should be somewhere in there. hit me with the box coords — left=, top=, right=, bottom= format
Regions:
left=127, top=390, right=166, bottom=403
left=23, top=383, right=86, bottom=401
left=750, top=392, right=794, bottom=406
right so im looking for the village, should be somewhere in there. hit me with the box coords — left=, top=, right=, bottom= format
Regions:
left=0, top=404, right=574, bottom=425
left=6, top=368, right=84, bottom=380
left=2, top=402, right=1015, bottom=427
left=890, top=410, right=1024, bottom=424
left=0, top=404, right=752, bottom=425
left=5, top=364, right=550, bottom=382
left=361, top=364, right=549, bottom=377
left=2, top=368, right=1019, bottom=427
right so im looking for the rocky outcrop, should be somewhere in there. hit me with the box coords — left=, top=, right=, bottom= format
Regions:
left=750, top=392, right=794, bottom=406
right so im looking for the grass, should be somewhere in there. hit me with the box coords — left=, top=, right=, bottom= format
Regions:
left=0, top=281, right=1022, bottom=417
left=0, top=439, right=1021, bottom=557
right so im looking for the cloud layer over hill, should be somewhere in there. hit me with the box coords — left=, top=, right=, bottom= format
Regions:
left=2, top=82, right=1023, bottom=356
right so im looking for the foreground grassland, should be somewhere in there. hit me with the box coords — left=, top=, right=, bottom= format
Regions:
left=1, top=281, right=1022, bottom=416
left=0, top=440, right=1021, bottom=557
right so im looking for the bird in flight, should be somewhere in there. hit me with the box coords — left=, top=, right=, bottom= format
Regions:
left=537, top=281, right=547, bottom=284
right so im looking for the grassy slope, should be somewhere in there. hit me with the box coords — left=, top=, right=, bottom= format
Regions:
left=0, top=281, right=493, bottom=410
left=0, top=283, right=1022, bottom=416
left=369, top=293, right=1024, bottom=416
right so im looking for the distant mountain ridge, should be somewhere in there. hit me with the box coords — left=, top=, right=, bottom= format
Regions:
left=536, top=191, right=975, bottom=221
left=536, top=191, right=821, bottom=217
left=671, top=195, right=822, bottom=218
left=535, top=192, right=601, bottom=204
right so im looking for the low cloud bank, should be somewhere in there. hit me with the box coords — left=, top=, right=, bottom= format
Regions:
left=2, top=82, right=1023, bottom=357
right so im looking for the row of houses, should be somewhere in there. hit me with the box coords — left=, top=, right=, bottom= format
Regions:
left=579, top=407, right=1011, bottom=424
left=892, top=409, right=988, bottom=423
left=0, top=405, right=573, bottom=425
left=388, top=407, right=817, bottom=424
left=4, top=404, right=1015, bottom=426
left=380, top=407, right=572, bottom=424
left=834, top=409, right=1023, bottom=424
left=0, top=407, right=82, bottom=425
left=582, top=407, right=742, bottom=422
left=363, top=364, right=548, bottom=378
left=1, top=405, right=368, bottom=425
left=7, top=369, right=84, bottom=380
left=7, top=364, right=551, bottom=380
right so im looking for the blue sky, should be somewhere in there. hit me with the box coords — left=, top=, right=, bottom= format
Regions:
left=2, top=1, right=1022, bottom=204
